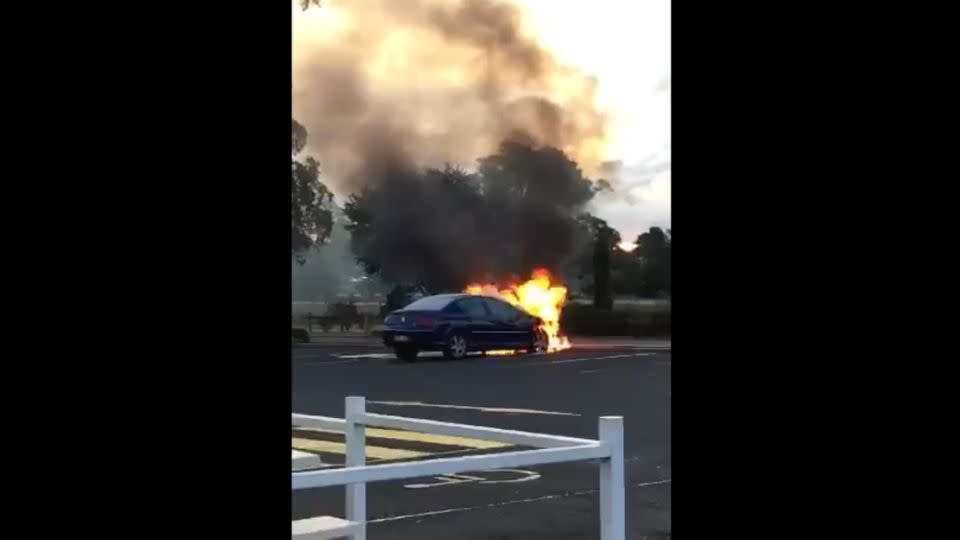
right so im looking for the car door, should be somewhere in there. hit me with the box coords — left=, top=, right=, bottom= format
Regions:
left=453, top=297, right=496, bottom=348
left=482, top=298, right=531, bottom=348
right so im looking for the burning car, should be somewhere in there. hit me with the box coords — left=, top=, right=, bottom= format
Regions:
left=382, top=269, right=572, bottom=361
left=381, top=293, right=549, bottom=362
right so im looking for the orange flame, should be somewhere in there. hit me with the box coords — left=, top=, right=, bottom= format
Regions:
left=464, top=268, right=572, bottom=352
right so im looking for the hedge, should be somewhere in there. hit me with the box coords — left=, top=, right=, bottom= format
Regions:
left=561, top=304, right=671, bottom=337
left=292, top=328, right=310, bottom=344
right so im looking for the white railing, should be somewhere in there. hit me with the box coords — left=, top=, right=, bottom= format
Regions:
left=292, top=396, right=625, bottom=540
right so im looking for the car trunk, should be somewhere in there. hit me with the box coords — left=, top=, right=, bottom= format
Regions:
left=384, top=310, right=443, bottom=330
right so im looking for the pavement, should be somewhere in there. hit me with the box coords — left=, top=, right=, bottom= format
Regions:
left=291, top=339, right=671, bottom=539
left=304, top=332, right=671, bottom=351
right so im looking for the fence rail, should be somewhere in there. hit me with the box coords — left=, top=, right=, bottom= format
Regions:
left=291, top=396, right=625, bottom=540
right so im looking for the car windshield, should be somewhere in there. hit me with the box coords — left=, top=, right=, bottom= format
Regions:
left=400, top=295, right=458, bottom=311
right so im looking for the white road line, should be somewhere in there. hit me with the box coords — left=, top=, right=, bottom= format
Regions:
left=302, top=358, right=369, bottom=366
left=292, top=450, right=324, bottom=471
left=326, top=350, right=661, bottom=363
left=334, top=352, right=399, bottom=359
left=368, top=400, right=580, bottom=417
left=334, top=351, right=485, bottom=359
left=521, top=352, right=653, bottom=366
left=368, top=479, right=672, bottom=524
left=635, top=479, right=672, bottom=487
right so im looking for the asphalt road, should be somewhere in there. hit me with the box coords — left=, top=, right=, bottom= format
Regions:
left=292, top=340, right=671, bottom=539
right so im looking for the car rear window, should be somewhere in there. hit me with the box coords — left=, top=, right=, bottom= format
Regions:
left=401, top=295, right=457, bottom=311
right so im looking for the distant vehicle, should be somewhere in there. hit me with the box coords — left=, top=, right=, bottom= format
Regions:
left=381, top=293, right=549, bottom=362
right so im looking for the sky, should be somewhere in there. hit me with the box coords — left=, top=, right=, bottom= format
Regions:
left=292, top=0, right=671, bottom=249
left=516, top=0, right=671, bottom=248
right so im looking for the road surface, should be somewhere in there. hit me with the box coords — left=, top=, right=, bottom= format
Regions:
left=292, top=340, right=671, bottom=539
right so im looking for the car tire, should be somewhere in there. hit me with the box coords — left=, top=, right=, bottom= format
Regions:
left=443, top=333, right=469, bottom=360
left=394, top=345, right=419, bottom=362
left=528, top=328, right=549, bottom=354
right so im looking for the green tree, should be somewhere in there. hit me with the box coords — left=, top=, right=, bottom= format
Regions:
left=477, top=139, right=595, bottom=209
left=343, top=141, right=599, bottom=292
left=342, top=187, right=379, bottom=277
left=593, top=225, right=614, bottom=309
left=292, top=119, right=334, bottom=264
left=634, top=226, right=671, bottom=297
left=570, top=213, right=619, bottom=279
left=342, top=164, right=483, bottom=291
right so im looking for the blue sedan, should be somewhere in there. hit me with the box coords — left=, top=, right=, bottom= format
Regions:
left=381, top=293, right=549, bottom=361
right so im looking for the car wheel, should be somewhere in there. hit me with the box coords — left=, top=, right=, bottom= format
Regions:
left=529, top=328, right=549, bottom=353
left=443, top=333, right=468, bottom=360
left=394, top=345, right=419, bottom=362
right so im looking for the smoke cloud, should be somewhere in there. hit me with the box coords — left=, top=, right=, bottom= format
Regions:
left=293, top=0, right=614, bottom=290
left=292, top=0, right=609, bottom=184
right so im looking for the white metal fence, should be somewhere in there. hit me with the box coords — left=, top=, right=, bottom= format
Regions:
left=292, top=396, right=625, bottom=540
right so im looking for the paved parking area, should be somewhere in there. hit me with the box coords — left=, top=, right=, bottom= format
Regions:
left=292, top=341, right=671, bottom=539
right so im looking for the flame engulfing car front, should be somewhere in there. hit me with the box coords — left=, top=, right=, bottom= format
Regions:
left=381, top=293, right=547, bottom=362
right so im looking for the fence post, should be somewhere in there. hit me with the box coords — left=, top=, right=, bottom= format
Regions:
left=599, top=416, right=625, bottom=540
left=345, top=396, right=366, bottom=540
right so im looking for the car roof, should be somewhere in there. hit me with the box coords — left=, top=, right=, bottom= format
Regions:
left=399, top=293, right=507, bottom=311
left=399, top=293, right=468, bottom=311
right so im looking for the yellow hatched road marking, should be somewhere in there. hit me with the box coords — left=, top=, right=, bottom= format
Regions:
left=293, top=426, right=510, bottom=450
left=291, top=437, right=428, bottom=460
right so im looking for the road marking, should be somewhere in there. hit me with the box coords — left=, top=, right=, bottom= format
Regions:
left=404, top=470, right=537, bottom=489
left=333, top=351, right=541, bottom=359
left=291, top=437, right=428, bottom=460
left=520, top=352, right=654, bottom=366
left=369, top=479, right=671, bottom=524
left=635, top=479, right=672, bottom=487
left=404, top=473, right=484, bottom=489
left=292, top=450, right=328, bottom=471
left=302, top=358, right=370, bottom=366
left=368, top=400, right=580, bottom=417
left=403, top=469, right=540, bottom=489
left=333, top=351, right=467, bottom=359
left=294, top=426, right=511, bottom=449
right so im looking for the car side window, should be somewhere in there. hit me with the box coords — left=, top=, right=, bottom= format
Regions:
left=457, top=297, right=489, bottom=318
left=484, top=298, right=520, bottom=322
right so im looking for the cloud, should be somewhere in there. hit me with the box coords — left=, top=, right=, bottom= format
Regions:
left=589, top=148, right=671, bottom=240
left=593, top=169, right=671, bottom=241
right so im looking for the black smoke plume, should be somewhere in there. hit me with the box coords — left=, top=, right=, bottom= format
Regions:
left=343, top=140, right=600, bottom=291
left=294, top=0, right=610, bottom=289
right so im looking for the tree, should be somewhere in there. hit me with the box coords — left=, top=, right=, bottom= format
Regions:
left=633, top=226, right=671, bottom=297
left=593, top=225, right=614, bottom=309
left=292, top=119, right=334, bottom=264
left=299, top=0, right=321, bottom=10
left=568, top=213, right=620, bottom=287
left=343, top=142, right=599, bottom=292
left=477, top=139, right=595, bottom=209
left=341, top=187, right=379, bottom=277
left=342, top=164, right=485, bottom=292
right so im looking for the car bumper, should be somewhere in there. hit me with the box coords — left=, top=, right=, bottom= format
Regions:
left=381, top=329, right=445, bottom=349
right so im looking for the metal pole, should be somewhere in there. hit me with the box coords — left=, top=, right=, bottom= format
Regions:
left=345, top=396, right=366, bottom=540
left=599, top=416, right=625, bottom=540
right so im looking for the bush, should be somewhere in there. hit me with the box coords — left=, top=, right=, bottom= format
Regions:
left=562, top=304, right=671, bottom=337
left=292, top=328, right=310, bottom=343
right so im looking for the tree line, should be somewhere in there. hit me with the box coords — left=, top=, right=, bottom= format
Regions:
left=292, top=119, right=670, bottom=308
